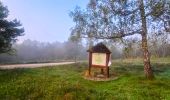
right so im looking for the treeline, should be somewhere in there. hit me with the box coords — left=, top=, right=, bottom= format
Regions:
left=122, top=33, right=170, bottom=58
left=0, top=34, right=169, bottom=64
left=0, top=39, right=87, bottom=64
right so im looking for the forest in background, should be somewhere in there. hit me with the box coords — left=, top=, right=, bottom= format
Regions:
left=0, top=32, right=169, bottom=64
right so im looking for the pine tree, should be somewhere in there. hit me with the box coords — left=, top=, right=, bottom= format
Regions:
left=0, top=1, right=24, bottom=53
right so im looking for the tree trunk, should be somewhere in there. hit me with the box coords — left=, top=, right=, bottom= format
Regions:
left=139, top=0, right=154, bottom=79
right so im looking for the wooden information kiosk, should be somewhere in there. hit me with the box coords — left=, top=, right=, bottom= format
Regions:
left=87, top=43, right=111, bottom=78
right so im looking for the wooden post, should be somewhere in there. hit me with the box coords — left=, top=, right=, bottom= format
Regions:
left=101, top=68, right=104, bottom=74
left=106, top=67, right=109, bottom=78
left=106, top=54, right=110, bottom=78
left=88, top=52, right=92, bottom=76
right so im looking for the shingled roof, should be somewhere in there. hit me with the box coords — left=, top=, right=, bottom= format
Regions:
left=87, top=42, right=111, bottom=53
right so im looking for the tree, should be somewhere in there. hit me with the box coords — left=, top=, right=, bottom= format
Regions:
left=122, top=39, right=135, bottom=58
left=0, top=2, right=24, bottom=54
left=162, top=0, right=170, bottom=32
left=148, top=31, right=169, bottom=57
left=70, top=0, right=170, bottom=79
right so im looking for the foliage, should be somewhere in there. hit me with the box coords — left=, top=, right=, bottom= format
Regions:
left=0, top=1, right=24, bottom=54
left=70, top=0, right=169, bottom=40
left=0, top=38, right=170, bottom=64
left=70, top=0, right=170, bottom=79
left=0, top=58, right=170, bottom=99
left=0, top=39, right=87, bottom=64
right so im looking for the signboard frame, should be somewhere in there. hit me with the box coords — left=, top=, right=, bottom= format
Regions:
left=88, top=52, right=110, bottom=78
left=92, top=53, right=107, bottom=67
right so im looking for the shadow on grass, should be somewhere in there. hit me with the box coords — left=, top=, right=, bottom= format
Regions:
left=111, top=62, right=170, bottom=77
left=152, top=63, right=170, bottom=72
left=0, top=68, right=32, bottom=83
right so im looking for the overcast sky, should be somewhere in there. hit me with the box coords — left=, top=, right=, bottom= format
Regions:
left=1, top=0, right=88, bottom=43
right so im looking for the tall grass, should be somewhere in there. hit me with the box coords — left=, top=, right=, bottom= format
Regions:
left=0, top=59, right=170, bottom=100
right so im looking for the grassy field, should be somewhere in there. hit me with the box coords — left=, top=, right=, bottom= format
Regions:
left=0, top=58, right=170, bottom=100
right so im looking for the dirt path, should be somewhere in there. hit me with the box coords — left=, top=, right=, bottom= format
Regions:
left=0, top=62, right=75, bottom=69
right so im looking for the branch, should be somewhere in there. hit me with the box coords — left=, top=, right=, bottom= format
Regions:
left=155, top=17, right=170, bottom=32
left=81, top=29, right=141, bottom=40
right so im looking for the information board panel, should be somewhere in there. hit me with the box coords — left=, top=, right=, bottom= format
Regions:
left=92, top=53, right=106, bottom=66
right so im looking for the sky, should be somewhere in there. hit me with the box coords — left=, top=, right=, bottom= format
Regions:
left=1, top=0, right=88, bottom=43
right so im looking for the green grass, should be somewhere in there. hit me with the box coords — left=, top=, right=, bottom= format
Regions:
left=0, top=58, right=170, bottom=100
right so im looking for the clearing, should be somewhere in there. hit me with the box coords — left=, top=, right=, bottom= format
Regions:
left=0, top=58, right=170, bottom=100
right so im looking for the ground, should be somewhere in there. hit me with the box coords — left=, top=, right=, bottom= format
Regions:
left=0, top=58, right=170, bottom=100
left=0, top=62, right=75, bottom=69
